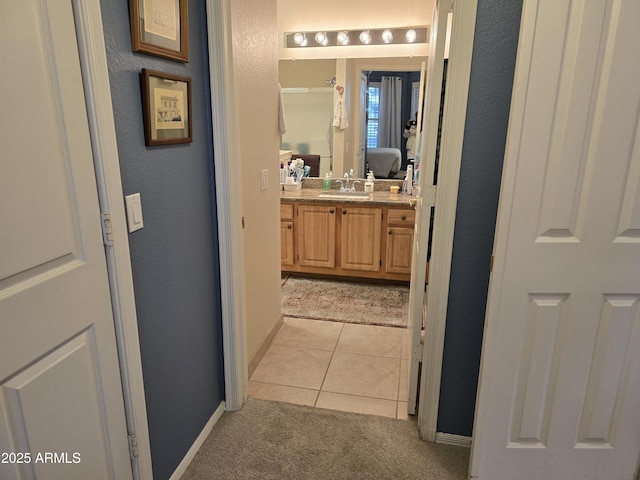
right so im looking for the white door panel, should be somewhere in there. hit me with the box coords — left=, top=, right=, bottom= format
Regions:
left=406, top=0, right=451, bottom=416
left=471, top=0, right=640, bottom=478
left=0, top=0, right=132, bottom=479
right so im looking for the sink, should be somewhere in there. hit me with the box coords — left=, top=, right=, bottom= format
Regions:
left=318, top=193, right=371, bottom=200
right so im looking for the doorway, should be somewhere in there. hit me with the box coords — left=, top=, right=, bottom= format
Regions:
left=210, top=0, right=482, bottom=449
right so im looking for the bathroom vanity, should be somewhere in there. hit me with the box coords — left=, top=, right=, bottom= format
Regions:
left=280, top=185, right=417, bottom=282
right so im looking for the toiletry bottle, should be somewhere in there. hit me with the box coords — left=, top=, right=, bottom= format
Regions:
left=364, top=172, right=374, bottom=193
left=404, top=165, right=413, bottom=195
left=323, top=173, right=331, bottom=191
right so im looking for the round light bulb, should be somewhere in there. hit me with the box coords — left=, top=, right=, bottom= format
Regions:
left=359, top=30, right=371, bottom=44
left=337, top=31, right=349, bottom=45
left=382, top=29, right=394, bottom=44
left=315, top=32, right=327, bottom=45
left=405, top=29, right=417, bottom=43
left=293, top=32, right=305, bottom=45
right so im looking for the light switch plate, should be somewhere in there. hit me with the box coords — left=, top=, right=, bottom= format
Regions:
left=124, top=193, right=144, bottom=233
left=261, top=169, right=269, bottom=190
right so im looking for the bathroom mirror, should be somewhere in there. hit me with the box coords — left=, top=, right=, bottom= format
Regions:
left=279, top=57, right=425, bottom=179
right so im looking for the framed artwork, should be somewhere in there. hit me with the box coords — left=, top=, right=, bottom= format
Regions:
left=130, top=0, right=189, bottom=62
left=141, top=69, right=192, bottom=146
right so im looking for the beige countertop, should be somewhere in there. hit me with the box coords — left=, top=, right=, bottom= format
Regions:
left=280, top=188, right=417, bottom=208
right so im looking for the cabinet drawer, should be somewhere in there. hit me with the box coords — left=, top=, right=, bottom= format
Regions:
left=387, top=208, right=415, bottom=225
left=280, top=203, right=294, bottom=220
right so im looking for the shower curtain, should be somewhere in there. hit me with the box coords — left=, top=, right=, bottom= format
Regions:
left=377, top=76, right=402, bottom=149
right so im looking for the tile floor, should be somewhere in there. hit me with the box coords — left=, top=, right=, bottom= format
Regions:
left=249, top=317, right=410, bottom=420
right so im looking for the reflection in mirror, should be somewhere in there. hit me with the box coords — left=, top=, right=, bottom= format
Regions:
left=279, top=58, right=425, bottom=179
left=280, top=88, right=333, bottom=177
left=362, top=70, right=421, bottom=179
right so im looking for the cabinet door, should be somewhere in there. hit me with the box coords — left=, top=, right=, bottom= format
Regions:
left=341, top=206, right=382, bottom=272
left=386, top=226, right=414, bottom=274
left=297, top=204, right=336, bottom=268
left=280, top=221, right=294, bottom=266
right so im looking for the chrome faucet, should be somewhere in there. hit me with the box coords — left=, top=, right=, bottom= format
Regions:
left=340, top=169, right=356, bottom=192
left=343, top=173, right=350, bottom=191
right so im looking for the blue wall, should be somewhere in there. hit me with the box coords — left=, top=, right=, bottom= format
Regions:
left=99, top=1, right=224, bottom=478
left=437, top=0, right=523, bottom=437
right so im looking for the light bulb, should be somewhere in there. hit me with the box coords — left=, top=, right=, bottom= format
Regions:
left=315, top=32, right=327, bottom=45
left=382, top=29, right=394, bottom=44
left=337, top=31, right=349, bottom=45
left=293, top=32, right=305, bottom=45
left=405, top=29, right=417, bottom=43
left=359, top=30, right=371, bottom=45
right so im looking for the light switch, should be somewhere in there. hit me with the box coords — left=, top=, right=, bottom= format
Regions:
left=261, top=169, right=269, bottom=190
left=125, top=193, right=144, bottom=233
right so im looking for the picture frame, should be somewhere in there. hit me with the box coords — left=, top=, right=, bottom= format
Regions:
left=130, top=0, right=189, bottom=62
left=141, top=69, right=192, bottom=146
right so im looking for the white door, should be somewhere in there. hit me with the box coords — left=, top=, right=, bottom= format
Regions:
left=0, top=1, right=133, bottom=479
left=471, top=0, right=640, bottom=478
left=406, top=0, right=452, bottom=415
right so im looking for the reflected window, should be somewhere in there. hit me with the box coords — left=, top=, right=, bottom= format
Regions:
left=366, top=84, right=380, bottom=148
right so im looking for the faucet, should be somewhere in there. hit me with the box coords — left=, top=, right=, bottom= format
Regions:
left=336, top=170, right=357, bottom=192
left=343, top=173, right=350, bottom=191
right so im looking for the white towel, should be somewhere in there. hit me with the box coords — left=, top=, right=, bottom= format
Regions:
left=278, top=83, right=287, bottom=135
left=332, top=99, right=348, bottom=129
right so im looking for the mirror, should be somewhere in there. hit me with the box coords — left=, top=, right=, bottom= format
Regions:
left=279, top=58, right=425, bottom=178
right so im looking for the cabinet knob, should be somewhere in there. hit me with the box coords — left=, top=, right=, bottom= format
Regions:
left=287, top=224, right=292, bottom=230
left=401, top=215, right=407, bottom=220
left=342, top=209, right=347, bottom=215
left=329, top=209, right=334, bottom=214
left=388, top=229, right=393, bottom=235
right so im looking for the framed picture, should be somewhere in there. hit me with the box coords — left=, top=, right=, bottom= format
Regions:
left=130, top=0, right=189, bottom=62
left=141, top=69, right=192, bottom=146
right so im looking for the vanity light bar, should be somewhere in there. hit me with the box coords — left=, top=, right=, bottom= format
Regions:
left=285, top=27, right=428, bottom=48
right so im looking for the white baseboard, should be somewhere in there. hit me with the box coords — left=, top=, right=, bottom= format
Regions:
left=169, top=401, right=226, bottom=480
left=435, top=432, right=472, bottom=447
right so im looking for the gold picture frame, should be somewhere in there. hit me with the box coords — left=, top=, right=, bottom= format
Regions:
left=141, top=69, right=192, bottom=146
left=130, top=0, right=189, bottom=62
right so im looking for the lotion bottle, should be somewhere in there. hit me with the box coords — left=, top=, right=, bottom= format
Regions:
left=364, top=172, right=375, bottom=193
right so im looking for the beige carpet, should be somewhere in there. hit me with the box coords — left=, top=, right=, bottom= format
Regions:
left=181, top=398, right=470, bottom=480
left=280, top=276, right=410, bottom=328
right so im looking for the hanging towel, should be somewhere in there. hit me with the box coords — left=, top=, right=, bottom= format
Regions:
left=332, top=99, right=348, bottom=129
left=278, top=83, right=287, bottom=135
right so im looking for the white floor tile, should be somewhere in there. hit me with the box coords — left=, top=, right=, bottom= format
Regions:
left=250, top=344, right=332, bottom=390
left=248, top=381, right=318, bottom=407
left=397, top=401, right=410, bottom=420
left=335, top=323, right=404, bottom=358
left=316, top=392, right=397, bottom=418
left=322, top=352, right=400, bottom=400
left=274, top=317, right=343, bottom=350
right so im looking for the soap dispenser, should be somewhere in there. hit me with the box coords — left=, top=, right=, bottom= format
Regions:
left=323, top=173, right=331, bottom=191
left=364, top=172, right=375, bottom=193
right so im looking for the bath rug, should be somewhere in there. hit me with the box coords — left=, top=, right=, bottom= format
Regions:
left=281, top=276, right=409, bottom=328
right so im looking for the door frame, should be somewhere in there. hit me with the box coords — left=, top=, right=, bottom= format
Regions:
left=208, top=0, right=479, bottom=443
left=417, top=0, right=478, bottom=442
left=73, top=0, right=153, bottom=478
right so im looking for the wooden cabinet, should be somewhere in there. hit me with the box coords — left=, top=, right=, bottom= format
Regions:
left=280, top=203, right=294, bottom=266
left=385, top=208, right=415, bottom=275
left=296, top=204, right=336, bottom=268
left=340, top=206, right=382, bottom=272
left=281, top=200, right=415, bottom=281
